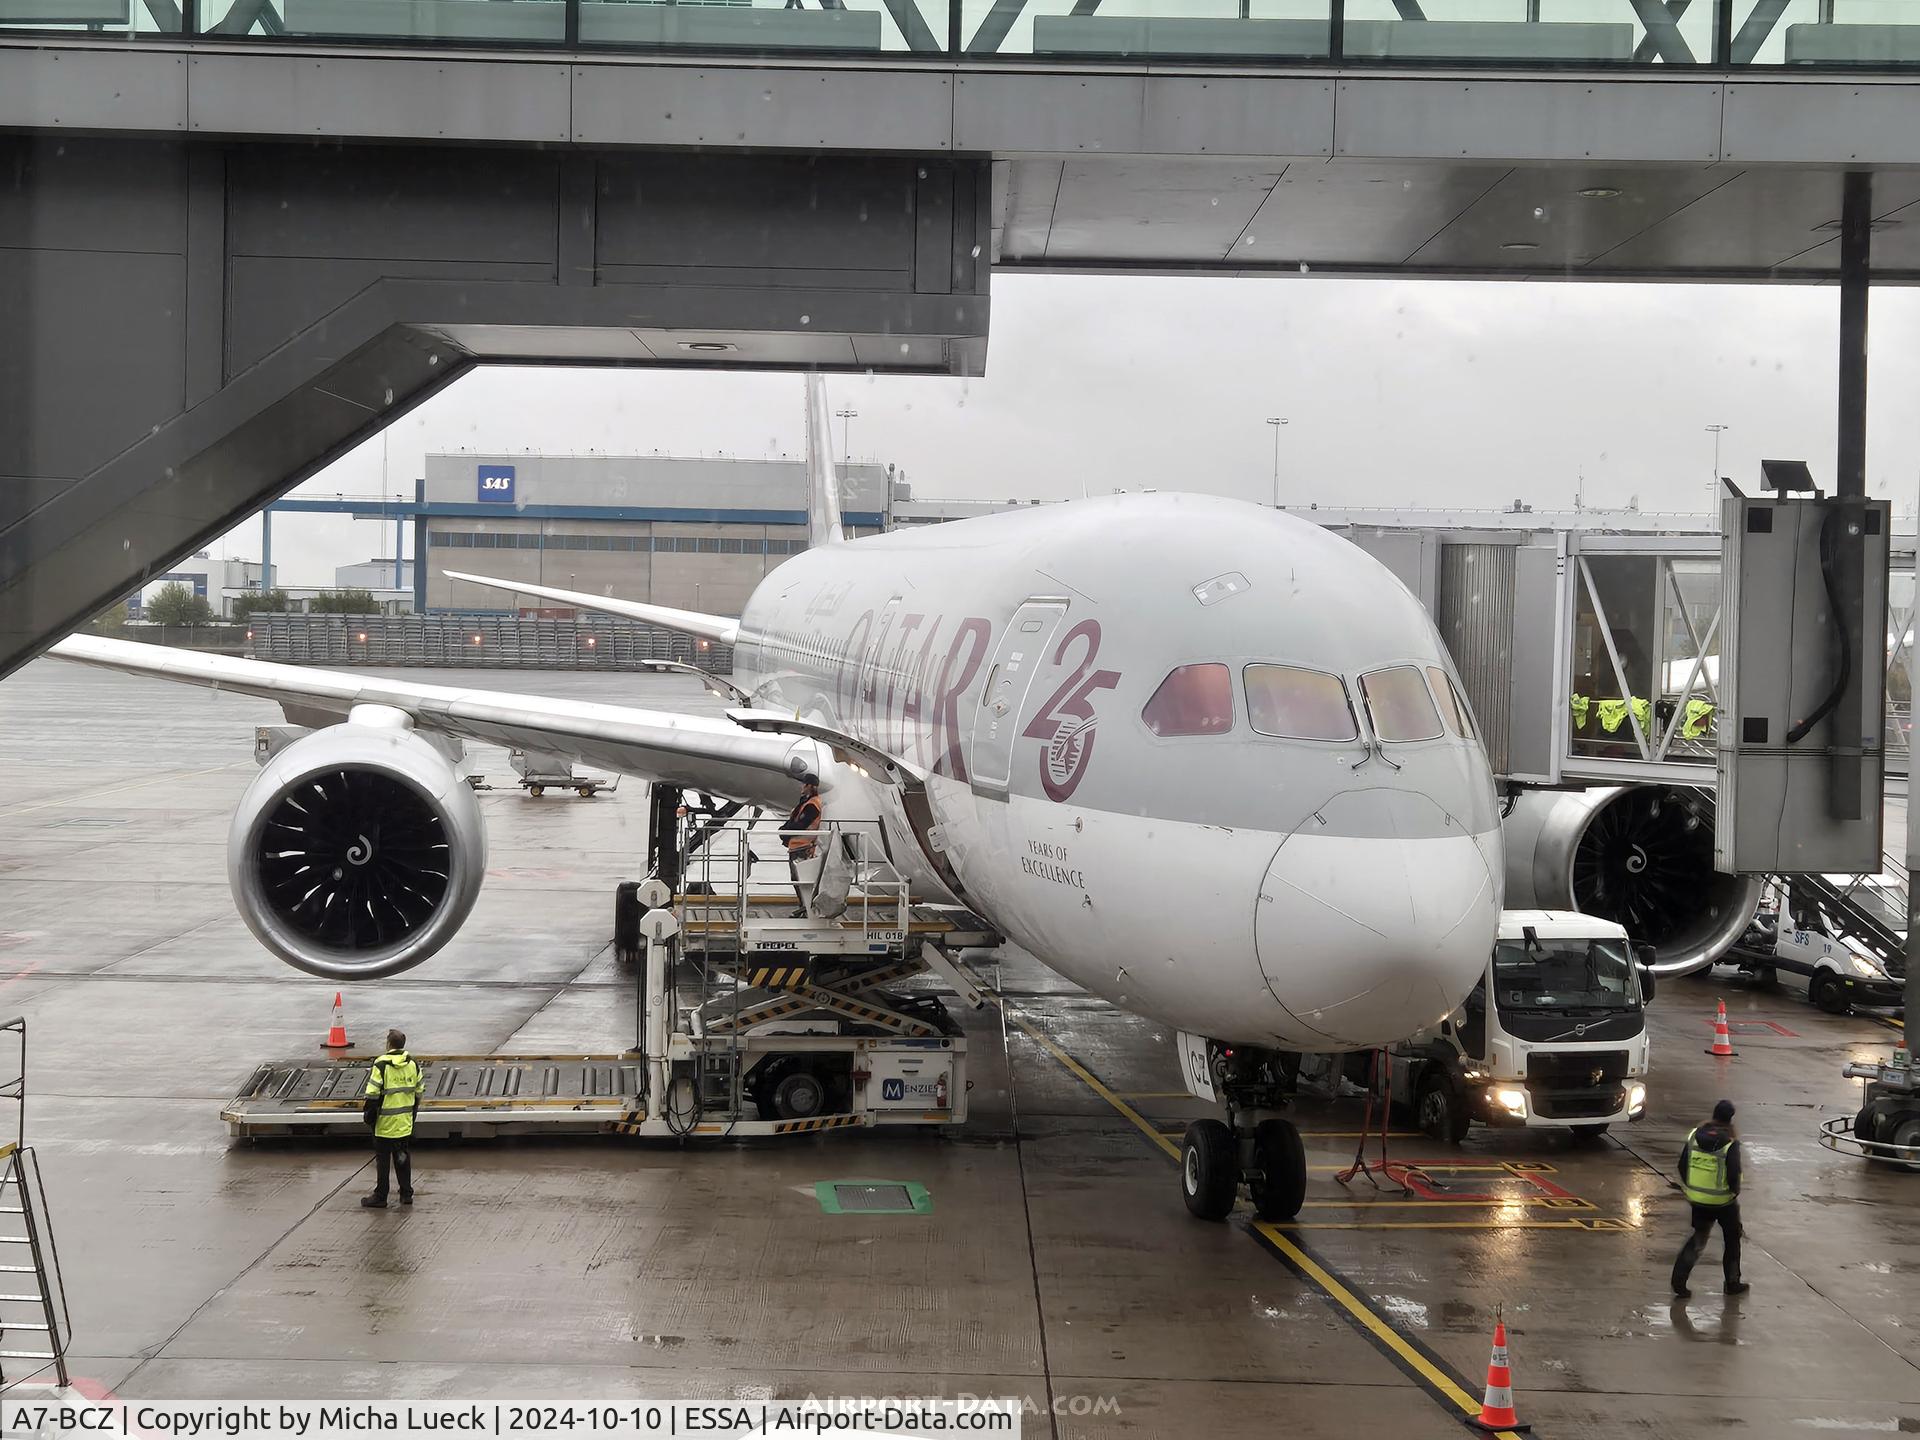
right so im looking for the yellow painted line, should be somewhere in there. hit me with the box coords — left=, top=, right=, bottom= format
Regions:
left=0, top=762, right=241, bottom=820
left=1297, top=1197, right=1580, bottom=1208
left=1274, top=1220, right=1590, bottom=1233
left=1256, top=1224, right=1524, bottom=1437
left=1000, top=995, right=1539, bottom=1439
left=1003, top=1012, right=1178, bottom=1160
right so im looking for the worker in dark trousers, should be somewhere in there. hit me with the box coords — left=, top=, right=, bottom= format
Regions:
left=1671, top=1099, right=1748, bottom=1297
left=362, top=1029, right=422, bottom=1209
left=784, top=777, right=823, bottom=917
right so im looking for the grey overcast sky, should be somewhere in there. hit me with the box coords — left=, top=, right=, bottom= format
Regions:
left=225, top=273, right=1920, bottom=587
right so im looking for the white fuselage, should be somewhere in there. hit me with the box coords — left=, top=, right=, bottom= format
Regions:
left=729, top=493, right=1503, bottom=1051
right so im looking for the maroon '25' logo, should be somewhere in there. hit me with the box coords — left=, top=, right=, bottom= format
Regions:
left=1021, top=620, right=1120, bottom=802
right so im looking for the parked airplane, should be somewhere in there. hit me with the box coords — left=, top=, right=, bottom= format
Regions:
left=49, top=377, right=1502, bottom=1221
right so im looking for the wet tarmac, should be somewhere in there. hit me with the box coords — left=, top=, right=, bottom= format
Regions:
left=3, top=660, right=1919, bottom=1437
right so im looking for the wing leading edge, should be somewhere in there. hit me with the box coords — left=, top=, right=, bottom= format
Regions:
left=50, top=634, right=817, bottom=808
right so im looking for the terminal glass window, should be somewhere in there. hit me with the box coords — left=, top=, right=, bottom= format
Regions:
left=1141, top=664, right=1234, bottom=737
left=1493, top=937, right=1640, bottom=1014
left=1244, top=664, right=1357, bottom=741
left=1359, top=666, right=1442, bottom=742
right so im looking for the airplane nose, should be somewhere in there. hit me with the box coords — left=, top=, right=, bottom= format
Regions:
left=1254, top=788, right=1499, bottom=1047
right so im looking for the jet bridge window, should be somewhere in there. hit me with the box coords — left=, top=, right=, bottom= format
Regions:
left=1141, top=664, right=1234, bottom=737
left=1244, top=664, right=1358, bottom=742
left=1359, top=666, right=1443, bottom=742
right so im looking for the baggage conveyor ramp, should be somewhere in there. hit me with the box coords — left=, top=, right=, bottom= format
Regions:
left=224, top=1056, right=647, bottom=1140
left=224, top=1034, right=969, bottom=1141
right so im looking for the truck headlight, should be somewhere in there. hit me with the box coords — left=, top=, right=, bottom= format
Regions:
left=1851, top=955, right=1883, bottom=979
left=1627, top=1083, right=1646, bottom=1115
left=1494, top=1088, right=1526, bottom=1116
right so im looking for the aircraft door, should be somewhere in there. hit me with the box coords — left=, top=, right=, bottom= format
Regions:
left=970, top=598, right=1069, bottom=794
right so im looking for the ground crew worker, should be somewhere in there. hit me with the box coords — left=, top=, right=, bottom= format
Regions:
left=784, top=777, right=824, bottom=917
left=362, top=1028, right=421, bottom=1209
left=1671, top=1098, right=1748, bottom=1297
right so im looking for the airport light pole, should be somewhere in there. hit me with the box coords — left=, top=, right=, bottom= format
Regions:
left=1705, top=424, right=1729, bottom=515
left=1266, top=417, right=1289, bottom=507
left=836, top=408, right=858, bottom=467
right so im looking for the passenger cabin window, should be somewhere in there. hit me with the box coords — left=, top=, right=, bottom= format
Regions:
left=1427, top=666, right=1473, bottom=739
left=1141, top=664, right=1234, bottom=737
left=1243, top=664, right=1357, bottom=742
left=1360, top=666, right=1443, bottom=742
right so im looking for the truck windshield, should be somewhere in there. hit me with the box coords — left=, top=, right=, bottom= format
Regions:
left=1493, top=939, right=1640, bottom=1013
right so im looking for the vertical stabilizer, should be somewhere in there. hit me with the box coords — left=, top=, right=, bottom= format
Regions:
left=805, top=374, right=846, bottom=547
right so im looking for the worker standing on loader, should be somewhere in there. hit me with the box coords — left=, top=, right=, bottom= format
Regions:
left=784, top=776, right=824, bottom=918
left=1671, top=1099, right=1748, bottom=1297
left=362, top=1028, right=422, bottom=1209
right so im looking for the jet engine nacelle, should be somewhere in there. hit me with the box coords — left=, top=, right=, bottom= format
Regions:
left=227, top=705, right=486, bottom=981
left=1502, top=785, right=1761, bottom=979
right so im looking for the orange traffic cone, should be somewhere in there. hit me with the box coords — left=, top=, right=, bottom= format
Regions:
left=322, top=992, right=350, bottom=1050
left=1705, top=999, right=1737, bottom=1057
left=1467, top=1313, right=1530, bottom=1432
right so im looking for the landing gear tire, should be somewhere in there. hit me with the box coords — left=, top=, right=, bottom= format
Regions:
left=770, top=1068, right=826, bottom=1121
left=1571, top=1124, right=1610, bottom=1143
left=1181, top=1119, right=1239, bottom=1221
left=1248, top=1118, right=1307, bottom=1222
left=1813, top=971, right=1852, bottom=1016
left=1417, top=1078, right=1471, bottom=1145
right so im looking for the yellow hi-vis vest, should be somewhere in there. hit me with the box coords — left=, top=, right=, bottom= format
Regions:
left=1680, top=1126, right=1734, bottom=1207
left=365, top=1051, right=422, bottom=1139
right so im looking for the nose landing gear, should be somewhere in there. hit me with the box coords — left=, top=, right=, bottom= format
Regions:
left=1178, top=1044, right=1307, bottom=1222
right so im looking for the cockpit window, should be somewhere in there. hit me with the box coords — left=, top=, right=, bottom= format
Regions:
left=1141, top=664, right=1234, bottom=737
left=1427, top=666, right=1473, bottom=739
left=1360, top=666, right=1443, bottom=742
left=1243, top=664, right=1357, bottom=742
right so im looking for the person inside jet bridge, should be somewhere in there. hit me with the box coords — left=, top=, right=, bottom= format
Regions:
left=1671, top=1098, right=1748, bottom=1298
left=361, top=1029, right=422, bottom=1209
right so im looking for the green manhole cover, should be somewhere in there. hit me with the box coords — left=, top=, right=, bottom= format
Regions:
left=815, top=1179, right=932, bottom=1215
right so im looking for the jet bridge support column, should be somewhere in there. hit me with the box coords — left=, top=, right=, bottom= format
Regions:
left=1834, top=171, right=1872, bottom=820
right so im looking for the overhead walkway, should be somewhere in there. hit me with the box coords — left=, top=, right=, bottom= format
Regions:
left=10, top=5, right=1920, bottom=674
left=11, top=0, right=1920, bottom=67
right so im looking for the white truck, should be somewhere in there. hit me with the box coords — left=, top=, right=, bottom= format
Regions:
left=1724, top=877, right=1903, bottom=1015
left=1387, top=909, right=1655, bottom=1143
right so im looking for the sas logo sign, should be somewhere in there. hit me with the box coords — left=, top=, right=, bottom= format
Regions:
left=882, top=1079, right=905, bottom=1101
left=477, top=465, right=516, bottom=504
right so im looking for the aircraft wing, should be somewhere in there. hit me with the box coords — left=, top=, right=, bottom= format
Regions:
left=439, top=571, right=739, bottom=645
left=50, top=634, right=818, bottom=807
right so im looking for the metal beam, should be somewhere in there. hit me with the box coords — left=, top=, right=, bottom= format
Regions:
left=1833, top=170, right=1873, bottom=820
left=877, top=0, right=940, bottom=51
left=1626, top=0, right=1695, bottom=64
left=1729, top=0, right=1789, bottom=65
left=963, top=0, right=1025, bottom=54
left=1629, top=0, right=1689, bottom=64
